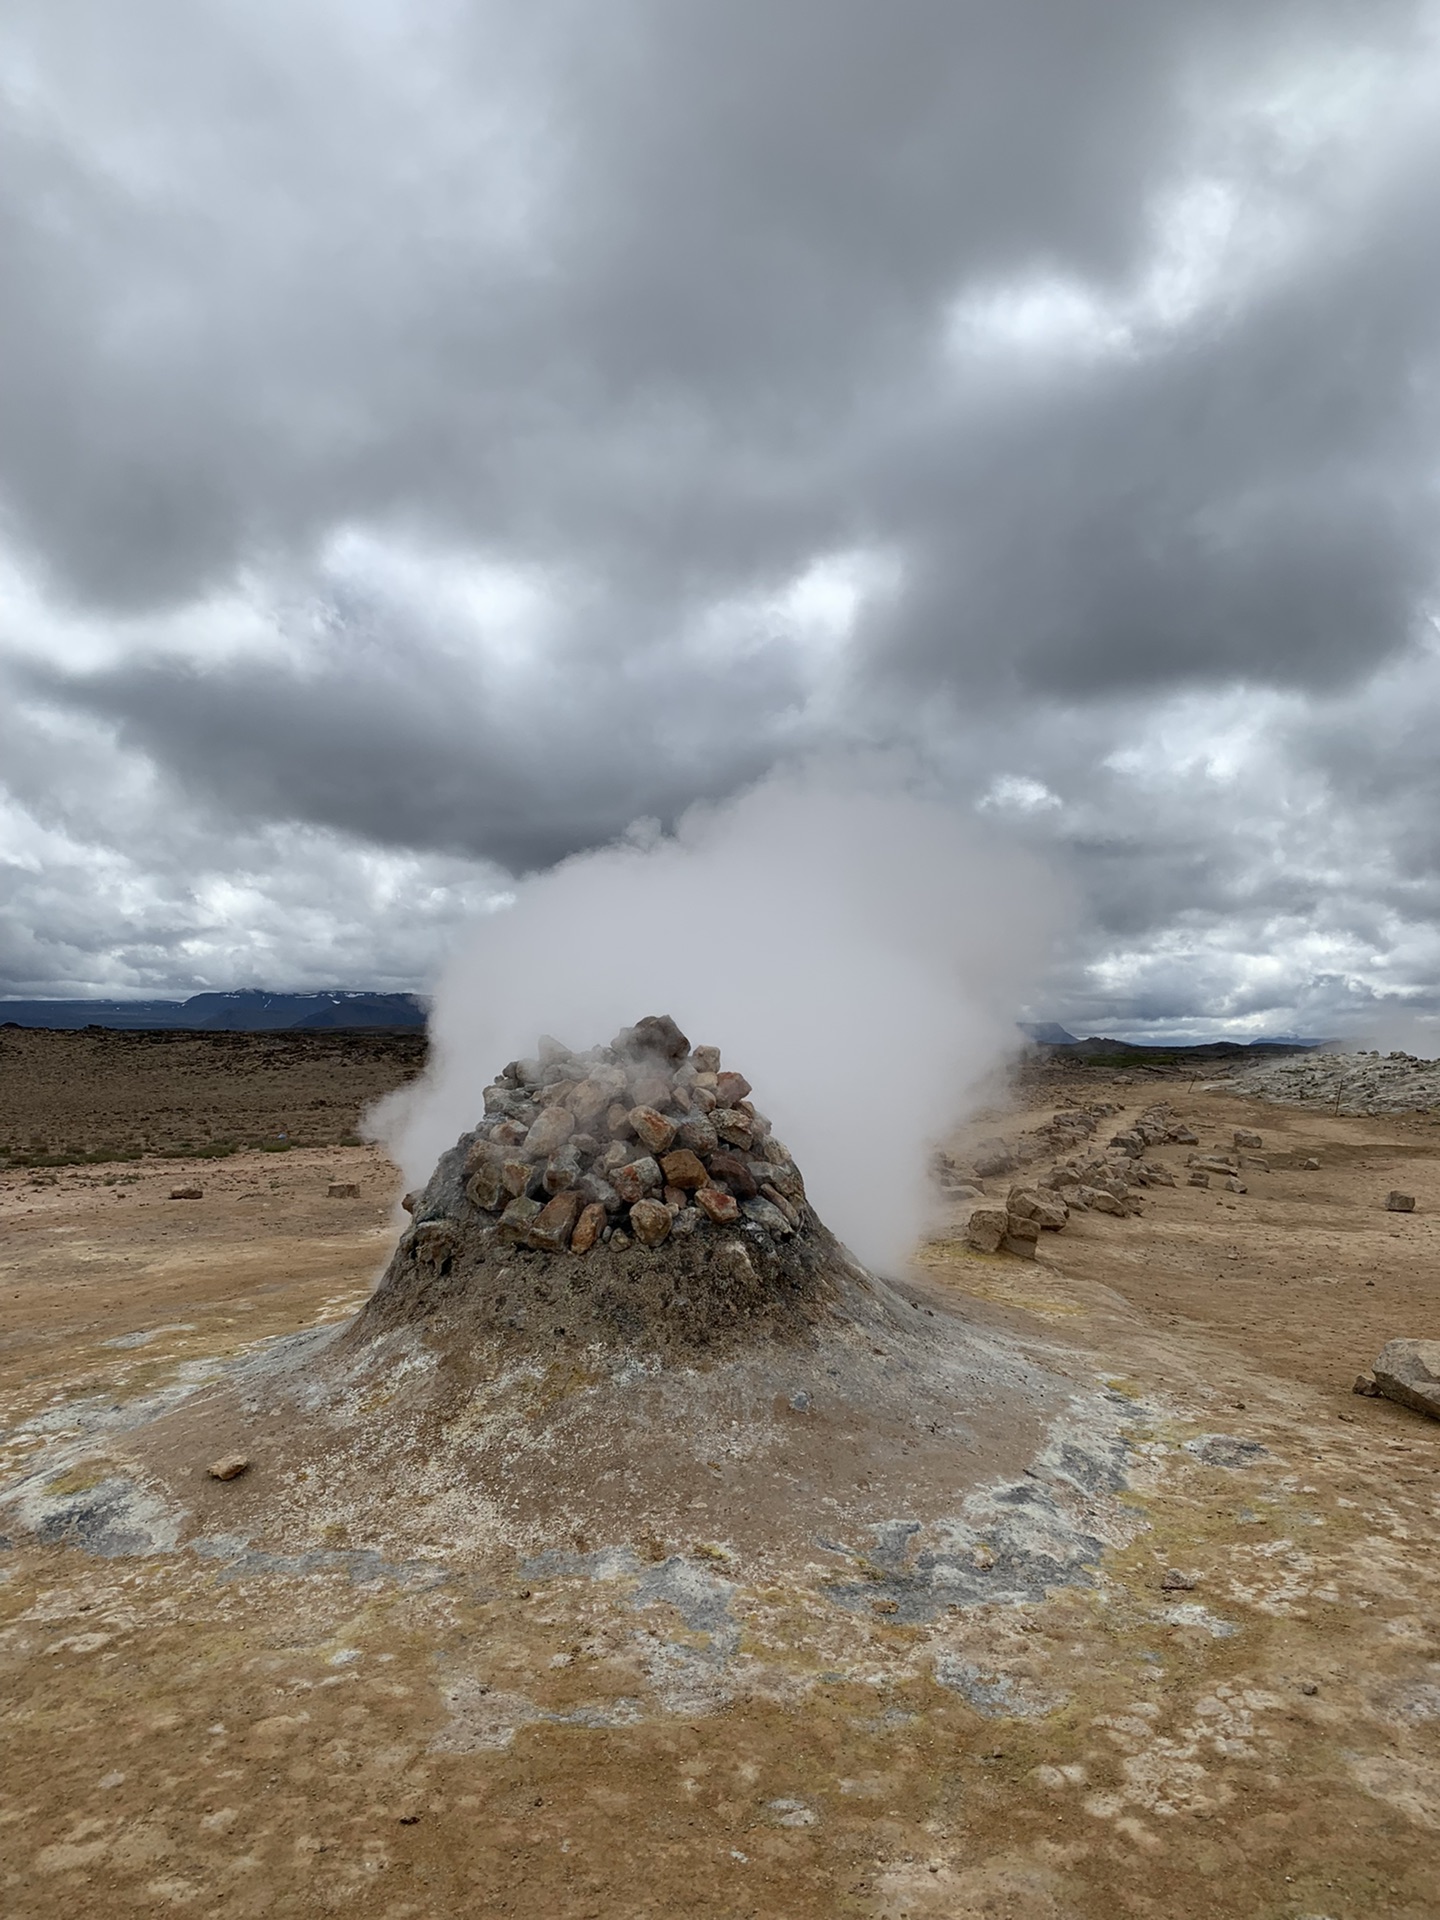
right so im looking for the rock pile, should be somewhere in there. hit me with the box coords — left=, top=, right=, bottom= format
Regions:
left=1225, top=1050, right=1440, bottom=1114
left=959, top=1100, right=1199, bottom=1255
left=355, top=1015, right=859, bottom=1355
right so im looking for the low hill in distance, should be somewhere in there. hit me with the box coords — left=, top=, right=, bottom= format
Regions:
left=0, top=989, right=426, bottom=1032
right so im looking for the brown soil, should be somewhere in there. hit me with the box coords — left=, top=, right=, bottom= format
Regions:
left=0, top=1055, right=1437, bottom=1918
left=0, top=1025, right=425, bottom=1163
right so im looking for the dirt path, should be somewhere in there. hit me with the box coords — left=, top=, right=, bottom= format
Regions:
left=0, top=1086, right=1437, bottom=1918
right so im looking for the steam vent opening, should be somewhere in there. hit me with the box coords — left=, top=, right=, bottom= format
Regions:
left=350, top=1013, right=863, bottom=1358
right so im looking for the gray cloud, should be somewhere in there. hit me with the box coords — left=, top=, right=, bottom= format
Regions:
left=2, top=1, right=1440, bottom=1032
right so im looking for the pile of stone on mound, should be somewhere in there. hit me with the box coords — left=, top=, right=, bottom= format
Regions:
left=358, top=1015, right=854, bottom=1353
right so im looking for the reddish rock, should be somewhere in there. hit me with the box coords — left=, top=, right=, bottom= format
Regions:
left=529, top=1190, right=584, bottom=1252
left=659, top=1148, right=709, bottom=1190
left=490, top=1119, right=529, bottom=1149
left=613, top=1156, right=662, bottom=1204
left=707, top=1150, right=757, bottom=1198
left=695, top=1186, right=740, bottom=1225
left=663, top=1184, right=688, bottom=1211
left=571, top=1202, right=606, bottom=1254
left=629, top=1105, right=678, bottom=1155
left=629, top=1198, right=673, bottom=1247
left=524, top=1107, right=575, bottom=1159
left=716, top=1070, right=752, bottom=1106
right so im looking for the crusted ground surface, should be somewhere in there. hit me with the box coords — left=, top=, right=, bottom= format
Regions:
left=0, top=1069, right=1437, bottom=1917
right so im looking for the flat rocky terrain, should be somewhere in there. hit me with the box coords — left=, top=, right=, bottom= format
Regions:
left=0, top=1039, right=1437, bottom=1918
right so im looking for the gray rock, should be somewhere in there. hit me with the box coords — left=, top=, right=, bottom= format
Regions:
left=1385, top=1191, right=1416, bottom=1212
left=964, top=1206, right=1008, bottom=1253
left=1233, top=1128, right=1264, bottom=1149
left=742, top=1197, right=794, bottom=1236
left=524, top=1107, right=575, bottom=1159
left=1372, top=1339, right=1440, bottom=1419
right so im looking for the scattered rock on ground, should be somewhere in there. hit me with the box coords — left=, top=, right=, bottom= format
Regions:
left=207, top=1454, right=250, bottom=1481
left=1385, top=1191, right=1416, bottom=1212
left=1372, top=1339, right=1440, bottom=1419
left=327, top=1182, right=360, bottom=1198
left=169, top=1186, right=204, bottom=1201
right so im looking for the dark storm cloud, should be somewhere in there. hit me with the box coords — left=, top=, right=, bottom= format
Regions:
left=3, top=0, right=1440, bottom=1022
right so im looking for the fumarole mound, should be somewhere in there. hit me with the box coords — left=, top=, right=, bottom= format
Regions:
left=350, top=1014, right=860, bottom=1357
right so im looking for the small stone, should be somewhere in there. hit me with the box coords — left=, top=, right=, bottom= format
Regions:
left=567, top=1078, right=613, bottom=1129
left=743, top=1197, right=793, bottom=1236
left=1188, top=1171, right=1211, bottom=1189
left=528, top=1190, right=585, bottom=1252
left=696, top=1186, right=740, bottom=1225
left=663, top=1184, right=687, bottom=1210
left=327, top=1182, right=360, bottom=1199
left=543, top=1147, right=584, bottom=1196
left=502, top=1155, right=540, bottom=1199
left=629, top=1198, right=673, bottom=1247
left=1300, top=1156, right=1320, bottom=1170
left=465, top=1161, right=505, bottom=1211
left=610, top=1229, right=632, bottom=1250
left=1224, top=1177, right=1247, bottom=1194
left=670, top=1207, right=701, bottom=1236
left=499, top=1195, right=543, bottom=1238
left=1352, top=1373, right=1381, bottom=1397
left=761, top=1159, right=805, bottom=1203
left=208, top=1454, right=250, bottom=1482
left=629, top=1069, right=675, bottom=1112
left=1003, top=1230, right=1039, bottom=1260
left=400, top=1191, right=419, bottom=1213
left=618, top=1014, right=690, bottom=1062
left=169, top=1186, right=204, bottom=1200
left=675, top=1116, right=719, bottom=1157
left=613, top=1156, right=662, bottom=1204
left=1082, top=1187, right=1127, bottom=1215
left=524, top=1107, right=575, bottom=1159
left=716, top=1070, right=753, bottom=1107
left=692, top=1045, right=721, bottom=1074
left=707, top=1149, right=758, bottom=1198
left=629, top=1106, right=678, bottom=1155
left=1006, top=1185, right=1069, bottom=1230
left=1233, top=1129, right=1264, bottom=1149
left=1385, top=1190, right=1416, bottom=1212
left=1299, top=1681, right=1319, bottom=1696
left=712, top=1108, right=754, bottom=1151
left=760, top=1183, right=801, bottom=1228
left=577, top=1172, right=622, bottom=1213
left=1160, top=1569, right=1198, bottom=1591
left=606, top=1103, right=634, bottom=1138
left=411, top=1219, right=458, bottom=1266
left=691, top=1086, right=718, bottom=1114
left=659, top=1148, right=710, bottom=1190
left=570, top=1202, right=606, bottom=1254
left=491, top=1119, right=529, bottom=1149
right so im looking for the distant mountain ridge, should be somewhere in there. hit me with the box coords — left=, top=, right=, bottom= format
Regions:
left=0, top=989, right=427, bottom=1032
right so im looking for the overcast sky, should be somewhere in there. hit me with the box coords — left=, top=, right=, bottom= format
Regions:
left=4, top=0, right=1440, bottom=1039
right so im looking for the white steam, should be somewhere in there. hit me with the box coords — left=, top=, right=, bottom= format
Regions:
left=372, top=764, right=1066, bottom=1272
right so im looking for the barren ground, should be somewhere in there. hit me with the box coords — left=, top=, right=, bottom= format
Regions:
left=0, top=1038, right=1437, bottom=1918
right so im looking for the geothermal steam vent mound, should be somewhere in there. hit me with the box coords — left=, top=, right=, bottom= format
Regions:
left=355, top=1015, right=859, bottom=1354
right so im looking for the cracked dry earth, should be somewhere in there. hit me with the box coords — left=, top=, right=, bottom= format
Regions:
left=1, top=1081, right=1438, bottom=1919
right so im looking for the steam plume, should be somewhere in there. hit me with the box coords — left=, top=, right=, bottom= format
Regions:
left=372, top=764, right=1065, bottom=1271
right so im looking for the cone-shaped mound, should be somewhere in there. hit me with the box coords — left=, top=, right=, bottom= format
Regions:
left=348, top=1015, right=862, bottom=1359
